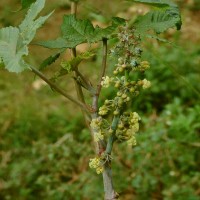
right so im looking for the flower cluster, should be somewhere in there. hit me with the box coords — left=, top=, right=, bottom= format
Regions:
left=89, top=25, right=151, bottom=173
left=89, top=157, right=104, bottom=174
left=115, top=112, right=141, bottom=147
left=101, top=76, right=114, bottom=88
left=102, top=25, right=150, bottom=145
left=90, top=117, right=104, bottom=142
left=141, top=79, right=151, bottom=89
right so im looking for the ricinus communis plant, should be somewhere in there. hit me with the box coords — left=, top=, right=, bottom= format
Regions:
left=0, top=0, right=181, bottom=199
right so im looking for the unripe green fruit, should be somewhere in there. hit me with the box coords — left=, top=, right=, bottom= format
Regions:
left=119, top=67, right=124, bottom=72
left=113, top=70, right=118, bottom=75
left=118, top=57, right=123, bottom=64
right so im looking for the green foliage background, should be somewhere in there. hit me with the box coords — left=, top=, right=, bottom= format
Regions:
left=0, top=0, right=200, bottom=199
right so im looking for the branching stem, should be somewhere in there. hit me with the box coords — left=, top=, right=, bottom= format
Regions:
left=93, top=38, right=108, bottom=111
left=70, top=1, right=91, bottom=123
left=30, top=65, right=88, bottom=112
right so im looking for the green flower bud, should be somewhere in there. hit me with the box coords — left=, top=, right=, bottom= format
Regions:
left=122, top=94, right=127, bottom=99
left=130, top=87, right=135, bottom=93
left=126, top=96, right=130, bottom=102
left=122, top=64, right=126, bottom=69
left=105, top=99, right=110, bottom=105
left=113, top=70, right=118, bottom=75
left=119, top=67, right=124, bottom=72
left=117, top=91, right=122, bottom=97
left=118, top=124, right=124, bottom=129
left=113, top=110, right=119, bottom=115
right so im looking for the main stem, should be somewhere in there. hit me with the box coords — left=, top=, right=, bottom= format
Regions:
left=70, top=3, right=118, bottom=198
left=103, top=164, right=119, bottom=200
left=95, top=39, right=118, bottom=199
left=103, top=116, right=120, bottom=200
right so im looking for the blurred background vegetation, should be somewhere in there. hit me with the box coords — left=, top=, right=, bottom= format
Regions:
left=0, top=0, right=200, bottom=199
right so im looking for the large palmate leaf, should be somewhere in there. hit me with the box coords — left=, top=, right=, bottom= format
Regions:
left=128, top=0, right=182, bottom=34
left=0, top=27, right=28, bottom=73
left=38, top=15, right=125, bottom=49
left=37, top=37, right=80, bottom=49
left=19, top=0, right=53, bottom=45
left=0, top=0, right=52, bottom=73
left=135, top=8, right=181, bottom=34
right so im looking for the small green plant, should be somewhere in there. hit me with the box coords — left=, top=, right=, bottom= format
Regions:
left=0, top=0, right=181, bottom=199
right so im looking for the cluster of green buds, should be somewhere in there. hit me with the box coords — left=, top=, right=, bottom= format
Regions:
left=89, top=24, right=151, bottom=174
left=116, top=112, right=141, bottom=146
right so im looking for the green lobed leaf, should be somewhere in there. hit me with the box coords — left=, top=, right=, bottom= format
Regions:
left=135, top=8, right=181, bottom=34
left=129, top=0, right=182, bottom=34
left=38, top=15, right=125, bottom=49
left=0, top=27, right=28, bottom=73
left=61, top=15, right=95, bottom=44
left=19, top=0, right=53, bottom=45
left=21, top=0, right=37, bottom=9
left=0, top=0, right=52, bottom=73
left=36, top=37, right=80, bottom=49
left=92, top=17, right=126, bottom=41
left=128, top=0, right=176, bottom=7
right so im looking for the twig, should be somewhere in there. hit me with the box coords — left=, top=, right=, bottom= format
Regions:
left=70, top=1, right=91, bottom=123
left=30, top=65, right=88, bottom=112
left=93, top=38, right=108, bottom=111
left=74, top=68, right=95, bottom=94
left=97, top=38, right=108, bottom=96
